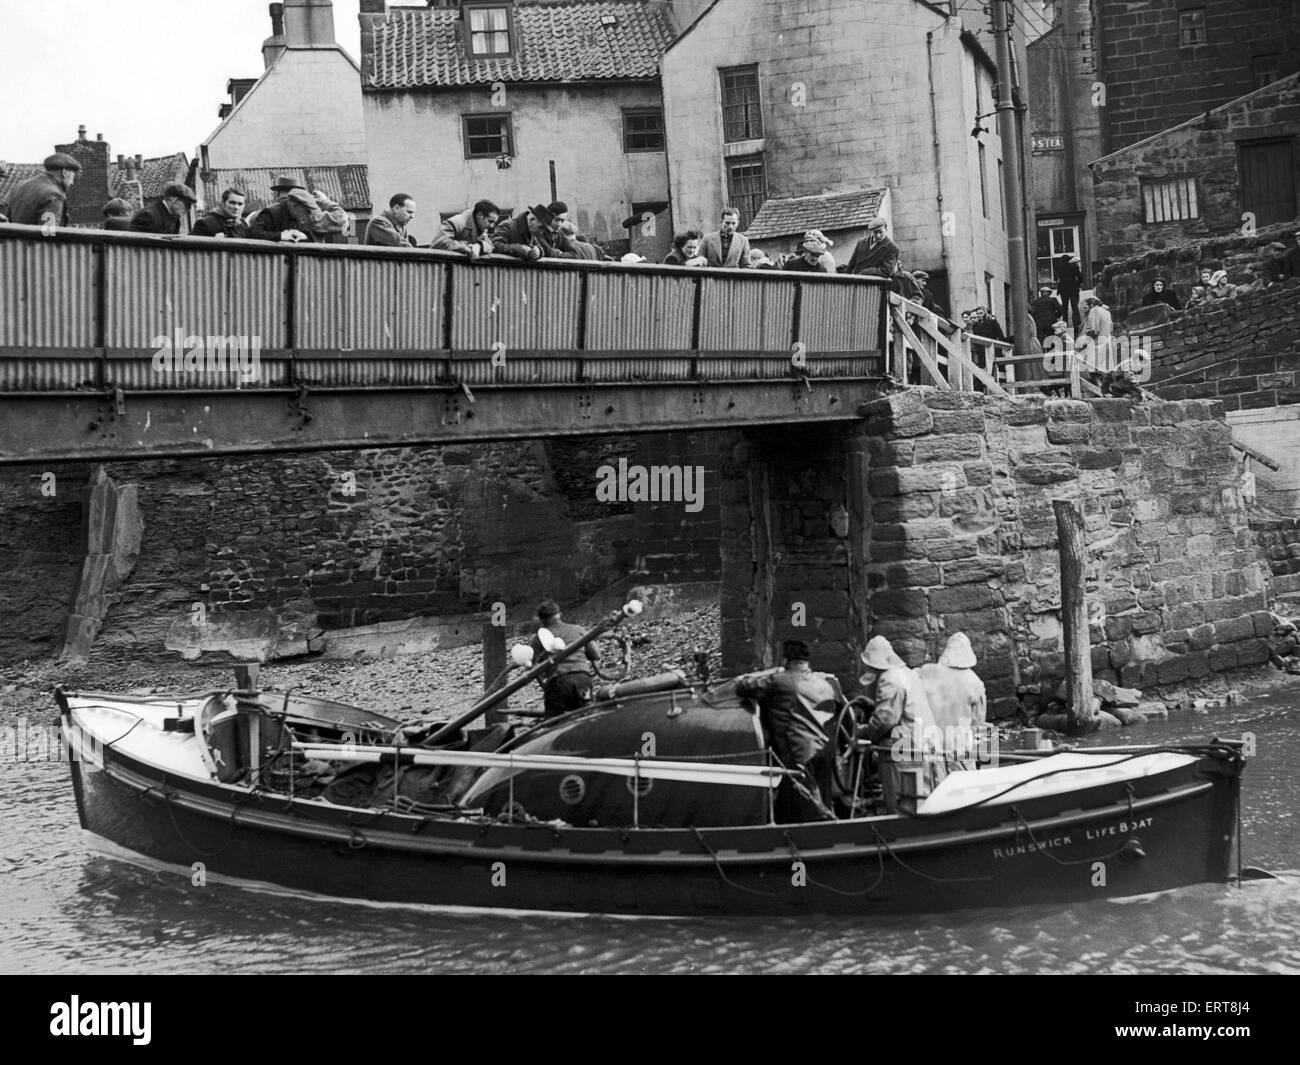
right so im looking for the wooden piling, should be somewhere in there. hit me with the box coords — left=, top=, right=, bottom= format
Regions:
left=1053, top=499, right=1095, bottom=727
left=482, top=622, right=508, bottom=726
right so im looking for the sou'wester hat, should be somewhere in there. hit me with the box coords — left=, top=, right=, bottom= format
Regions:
left=860, top=635, right=905, bottom=672
left=938, top=632, right=978, bottom=669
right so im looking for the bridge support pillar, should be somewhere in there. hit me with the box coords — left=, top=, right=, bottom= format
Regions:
left=58, top=466, right=143, bottom=661
left=719, top=426, right=868, bottom=686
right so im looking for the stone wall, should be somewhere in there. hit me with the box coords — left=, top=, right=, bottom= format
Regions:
left=0, top=433, right=723, bottom=664
left=858, top=392, right=1272, bottom=715
left=1091, top=73, right=1300, bottom=261
left=1096, top=0, right=1299, bottom=154
left=719, top=392, right=1271, bottom=719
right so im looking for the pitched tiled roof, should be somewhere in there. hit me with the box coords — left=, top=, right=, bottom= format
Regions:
left=201, top=165, right=372, bottom=214
left=368, top=1, right=675, bottom=90
left=745, top=189, right=888, bottom=241
left=0, top=161, right=43, bottom=213
left=112, top=153, right=190, bottom=204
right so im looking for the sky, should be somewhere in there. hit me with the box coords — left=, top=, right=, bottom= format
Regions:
left=0, top=0, right=364, bottom=163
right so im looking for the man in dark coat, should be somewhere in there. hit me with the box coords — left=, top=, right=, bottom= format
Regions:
left=526, top=601, right=600, bottom=719
left=191, top=187, right=248, bottom=238
left=1055, top=254, right=1084, bottom=328
left=6, top=153, right=81, bottom=227
left=912, top=271, right=948, bottom=317
left=736, top=639, right=842, bottom=820
left=492, top=202, right=578, bottom=261
left=129, top=183, right=196, bottom=234
left=1029, top=284, right=1063, bottom=342
left=847, top=217, right=900, bottom=277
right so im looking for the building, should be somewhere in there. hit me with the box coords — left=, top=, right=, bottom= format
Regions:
left=359, top=0, right=680, bottom=255
left=1091, top=73, right=1300, bottom=261
left=746, top=188, right=891, bottom=266
left=198, top=0, right=369, bottom=226
left=1028, top=0, right=1300, bottom=276
left=661, top=0, right=1013, bottom=323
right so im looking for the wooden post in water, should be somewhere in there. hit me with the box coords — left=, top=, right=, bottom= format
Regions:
left=1053, top=500, right=1095, bottom=727
left=482, top=622, right=508, bottom=726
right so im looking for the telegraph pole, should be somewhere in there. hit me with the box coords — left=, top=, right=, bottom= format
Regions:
left=992, top=0, right=1031, bottom=357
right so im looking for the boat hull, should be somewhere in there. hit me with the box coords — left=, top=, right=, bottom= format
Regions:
left=64, top=713, right=1241, bottom=918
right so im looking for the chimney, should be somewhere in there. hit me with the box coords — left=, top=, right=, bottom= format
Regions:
left=262, top=3, right=288, bottom=68
left=283, top=0, right=336, bottom=48
left=55, top=127, right=111, bottom=226
left=125, top=157, right=137, bottom=182
left=117, top=154, right=124, bottom=168
left=96, top=133, right=103, bottom=142
left=359, top=1, right=389, bottom=84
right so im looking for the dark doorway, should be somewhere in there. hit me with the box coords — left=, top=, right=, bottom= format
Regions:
left=1239, top=138, right=1298, bottom=228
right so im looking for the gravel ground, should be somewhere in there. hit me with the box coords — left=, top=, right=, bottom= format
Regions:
left=0, top=604, right=723, bottom=727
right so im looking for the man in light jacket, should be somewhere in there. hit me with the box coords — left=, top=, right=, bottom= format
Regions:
left=858, top=635, right=945, bottom=813
left=700, top=207, right=752, bottom=268
left=433, top=199, right=500, bottom=258
left=365, top=193, right=418, bottom=247
left=918, top=633, right=987, bottom=772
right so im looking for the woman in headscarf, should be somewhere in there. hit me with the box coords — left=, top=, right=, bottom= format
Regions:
left=857, top=636, right=944, bottom=813
left=781, top=230, right=837, bottom=273
left=1140, top=277, right=1182, bottom=311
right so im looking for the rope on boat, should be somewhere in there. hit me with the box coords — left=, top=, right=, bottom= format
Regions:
left=691, top=827, right=784, bottom=900
left=1009, top=803, right=1144, bottom=866
left=869, top=825, right=995, bottom=885
left=783, top=832, right=887, bottom=897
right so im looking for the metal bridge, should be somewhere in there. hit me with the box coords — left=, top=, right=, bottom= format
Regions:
left=0, top=224, right=903, bottom=464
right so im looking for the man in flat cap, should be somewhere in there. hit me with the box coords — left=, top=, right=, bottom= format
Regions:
left=847, top=217, right=900, bottom=278
left=6, top=153, right=81, bottom=228
left=526, top=600, right=601, bottom=719
left=736, top=639, right=842, bottom=821
left=129, top=183, right=196, bottom=234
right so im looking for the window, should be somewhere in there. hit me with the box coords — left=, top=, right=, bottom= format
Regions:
left=1035, top=222, right=1081, bottom=286
left=979, top=142, right=988, bottom=218
left=623, top=109, right=665, bottom=153
left=1253, top=54, right=1282, bottom=89
left=1141, top=176, right=1200, bottom=222
left=720, top=65, right=762, bottom=143
left=1178, top=9, right=1206, bottom=47
left=466, top=5, right=512, bottom=58
left=462, top=113, right=512, bottom=159
left=726, top=155, right=767, bottom=229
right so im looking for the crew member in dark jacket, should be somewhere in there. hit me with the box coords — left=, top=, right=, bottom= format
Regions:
left=736, top=639, right=842, bottom=821
left=527, top=601, right=600, bottom=718
left=129, top=183, right=196, bottom=234
left=191, top=187, right=248, bottom=238
left=100, top=198, right=133, bottom=232
left=492, top=202, right=577, bottom=261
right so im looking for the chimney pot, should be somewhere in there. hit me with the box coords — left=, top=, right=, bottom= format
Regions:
left=77, top=124, right=87, bottom=140
left=270, top=2, right=285, bottom=36
left=135, top=154, right=143, bottom=169
left=117, top=154, right=125, bottom=167
left=96, top=133, right=103, bottom=141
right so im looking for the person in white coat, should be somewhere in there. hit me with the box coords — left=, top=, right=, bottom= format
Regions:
left=857, top=636, right=945, bottom=813
left=918, top=633, right=987, bottom=772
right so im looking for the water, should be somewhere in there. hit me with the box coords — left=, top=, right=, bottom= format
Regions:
left=2, top=696, right=1297, bottom=974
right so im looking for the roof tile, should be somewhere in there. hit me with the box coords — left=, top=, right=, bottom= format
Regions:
left=746, top=189, right=888, bottom=241
left=201, top=165, right=372, bottom=214
left=369, top=1, right=675, bottom=90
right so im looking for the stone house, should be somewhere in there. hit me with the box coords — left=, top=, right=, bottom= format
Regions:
left=1028, top=0, right=1299, bottom=278
left=198, top=0, right=369, bottom=226
left=1090, top=74, right=1300, bottom=261
left=745, top=188, right=890, bottom=267
left=358, top=0, right=684, bottom=256
left=660, top=0, right=1013, bottom=326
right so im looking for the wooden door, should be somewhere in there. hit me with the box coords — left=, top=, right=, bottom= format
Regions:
left=1240, top=138, right=1297, bottom=228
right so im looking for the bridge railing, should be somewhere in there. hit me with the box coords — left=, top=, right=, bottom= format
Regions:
left=887, top=294, right=1010, bottom=395
left=0, top=224, right=889, bottom=395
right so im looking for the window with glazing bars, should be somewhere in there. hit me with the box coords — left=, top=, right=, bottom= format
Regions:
left=726, top=156, right=767, bottom=229
left=720, top=66, right=762, bottom=142
left=467, top=6, right=512, bottom=57
left=1141, top=177, right=1199, bottom=222
left=1178, top=10, right=1206, bottom=47
left=623, top=109, right=665, bottom=153
left=463, top=114, right=512, bottom=158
